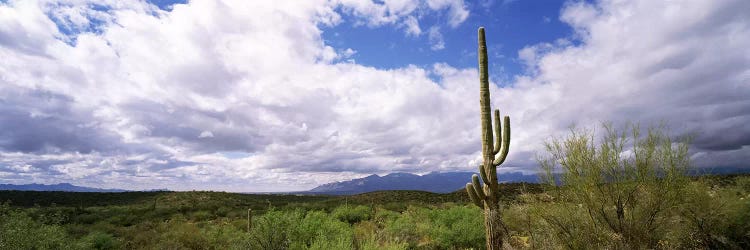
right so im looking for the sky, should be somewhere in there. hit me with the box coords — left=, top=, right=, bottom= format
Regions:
left=0, top=0, right=748, bottom=192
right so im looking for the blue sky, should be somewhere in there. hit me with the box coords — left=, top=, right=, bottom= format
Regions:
left=0, top=0, right=748, bottom=191
left=324, top=1, right=573, bottom=80
left=147, top=0, right=575, bottom=82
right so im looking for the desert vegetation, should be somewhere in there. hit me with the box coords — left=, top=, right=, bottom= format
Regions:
left=0, top=169, right=748, bottom=249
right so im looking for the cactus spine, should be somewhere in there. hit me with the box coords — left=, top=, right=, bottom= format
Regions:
left=465, top=27, right=511, bottom=249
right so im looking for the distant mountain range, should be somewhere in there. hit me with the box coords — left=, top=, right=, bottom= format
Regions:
left=308, top=167, right=750, bottom=195
left=307, top=171, right=539, bottom=195
left=0, top=183, right=129, bottom=192
left=2, top=167, right=746, bottom=194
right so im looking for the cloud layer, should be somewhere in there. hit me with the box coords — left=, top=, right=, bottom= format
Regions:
left=0, top=0, right=748, bottom=191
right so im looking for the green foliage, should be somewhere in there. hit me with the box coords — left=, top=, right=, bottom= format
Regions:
left=291, top=210, right=353, bottom=249
left=426, top=205, right=485, bottom=249
left=78, top=231, right=121, bottom=250
left=0, top=176, right=748, bottom=249
left=0, top=204, right=70, bottom=250
left=155, top=216, right=212, bottom=249
left=672, top=180, right=750, bottom=248
left=539, top=123, right=691, bottom=248
left=358, top=237, right=408, bottom=250
left=332, top=205, right=372, bottom=224
left=383, top=206, right=426, bottom=246
left=246, top=209, right=301, bottom=249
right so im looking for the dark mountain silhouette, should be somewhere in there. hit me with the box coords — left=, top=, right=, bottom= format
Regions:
left=307, top=166, right=750, bottom=195
left=308, top=171, right=539, bottom=195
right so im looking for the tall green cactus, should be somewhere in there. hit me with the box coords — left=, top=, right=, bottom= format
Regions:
left=247, top=208, right=253, bottom=232
left=465, top=27, right=511, bottom=250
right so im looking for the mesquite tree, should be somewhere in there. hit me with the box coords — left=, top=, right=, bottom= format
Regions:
left=465, top=27, right=511, bottom=250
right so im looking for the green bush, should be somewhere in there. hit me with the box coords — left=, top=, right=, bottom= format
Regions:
left=288, top=210, right=352, bottom=249
left=0, top=208, right=70, bottom=249
left=155, top=219, right=211, bottom=249
left=332, top=205, right=372, bottom=224
left=539, top=123, right=691, bottom=248
left=673, top=180, right=750, bottom=249
left=78, top=231, right=121, bottom=250
left=245, top=209, right=302, bottom=250
left=382, top=206, right=429, bottom=247
left=426, top=205, right=485, bottom=249
left=357, top=234, right=409, bottom=250
left=202, top=220, right=246, bottom=249
left=190, top=210, right=214, bottom=221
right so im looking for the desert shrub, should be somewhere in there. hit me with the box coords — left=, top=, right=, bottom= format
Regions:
left=380, top=202, right=409, bottom=212
left=290, top=210, right=353, bottom=249
left=382, top=206, right=430, bottom=248
left=215, top=206, right=231, bottom=217
left=539, top=123, right=691, bottom=248
left=190, top=210, right=214, bottom=221
left=245, top=209, right=303, bottom=250
left=120, top=221, right=154, bottom=248
left=77, top=231, right=121, bottom=250
left=306, top=234, right=353, bottom=250
left=357, top=234, right=409, bottom=250
left=353, top=216, right=410, bottom=250
left=332, top=205, right=372, bottom=224
left=502, top=204, right=550, bottom=249
left=736, top=176, right=750, bottom=191
left=372, top=208, right=400, bottom=224
left=201, top=220, right=246, bottom=249
left=531, top=201, right=613, bottom=249
left=0, top=207, right=70, bottom=249
left=75, top=211, right=106, bottom=225
left=155, top=218, right=211, bottom=249
left=426, top=205, right=484, bottom=249
left=108, top=213, right=140, bottom=227
left=34, top=207, right=72, bottom=225
left=671, top=180, right=750, bottom=249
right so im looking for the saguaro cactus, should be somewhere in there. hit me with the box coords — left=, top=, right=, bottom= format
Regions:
left=247, top=208, right=253, bottom=232
left=465, top=27, right=511, bottom=250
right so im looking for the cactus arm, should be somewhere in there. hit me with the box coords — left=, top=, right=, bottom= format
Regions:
left=493, top=109, right=502, bottom=154
left=466, top=183, right=483, bottom=207
left=493, top=116, right=511, bottom=166
left=479, top=165, right=490, bottom=185
left=472, top=174, right=486, bottom=200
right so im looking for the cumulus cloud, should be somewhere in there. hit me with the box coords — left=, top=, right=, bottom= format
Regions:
left=0, top=0, right=747, bottom=191
left=425, top=0, right=469, bottom=27
left=488, top=0, right=750, bottom=175
left=403, top=15, right=422, bottom=36
left=336, top=0, right=468, bottom=36
left=428, top=26, right=445, bottom=50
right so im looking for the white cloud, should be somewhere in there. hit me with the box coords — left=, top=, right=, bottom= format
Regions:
left=403, top=15, right=421, bottom=36
left=340, top=48, right=357, bottom=58
left=501, top=0, right=750, bottom=166
left=199, top=131, right=214, bottom=138
left=336, top=0, right=468, bottom=36
left=0, top=0, right=748, bottom=192
left=426, top=0, right=469, bottom=27
left=428, top=26, right=445, bottom=50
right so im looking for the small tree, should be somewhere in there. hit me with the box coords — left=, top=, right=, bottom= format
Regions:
left=538, top=123, right=690, bottom=248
